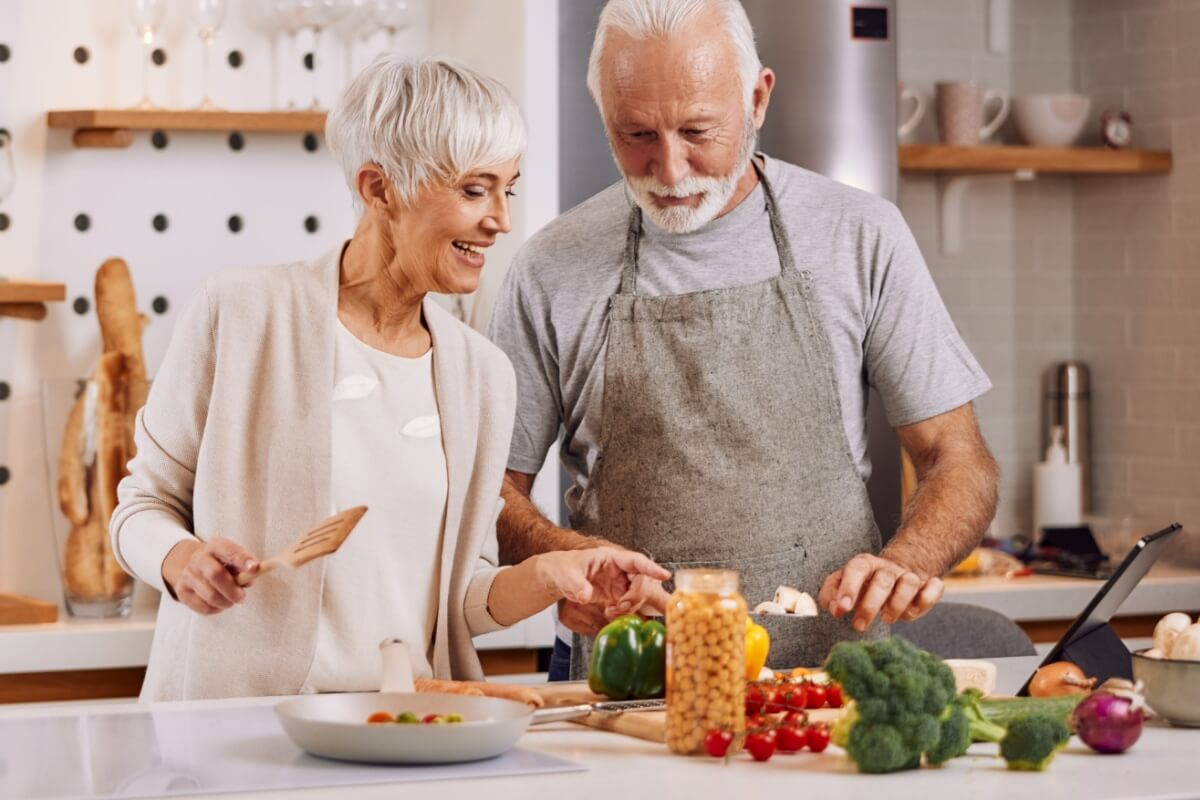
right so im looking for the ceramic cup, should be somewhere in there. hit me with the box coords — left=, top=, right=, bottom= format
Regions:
left=936, top=81, right=1010, bottom=146
left=1012, top=93, right=1091, bottom=147
left=898, top=83, right=926, bottom=140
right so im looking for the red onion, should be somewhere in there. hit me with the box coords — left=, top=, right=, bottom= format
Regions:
left=1073, top=688, right=1145, bottom=754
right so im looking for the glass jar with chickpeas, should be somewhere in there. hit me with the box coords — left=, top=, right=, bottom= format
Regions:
left=665, top=568, right=746, bottom=755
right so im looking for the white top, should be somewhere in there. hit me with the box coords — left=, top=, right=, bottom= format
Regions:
left=302, top=320, right=448, bottom=692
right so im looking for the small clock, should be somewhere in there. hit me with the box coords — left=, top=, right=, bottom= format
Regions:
left=1101, top=110, right=1133, bottom=150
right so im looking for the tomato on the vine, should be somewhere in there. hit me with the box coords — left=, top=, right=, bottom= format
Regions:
left=776, top=725, right=808, bottom=753
left=781, top=710, right=808, bottom=728
left=704, top=729, right=734, bottom=758
left=807, top=723, right=831, bottom=753
left=782, top=685, right=808, bottom=712
left=804, top=684, right=827, bottom=709
left=744, top=684, right=766, bottom=716
left=746, top=730, right=777, bottom=762
left=825, top=683, right=843, bottom=708
left=762, top=687, right=785, bottom=714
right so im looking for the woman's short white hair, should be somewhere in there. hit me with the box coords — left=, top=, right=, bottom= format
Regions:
left=586, top=0, right=762, bottom=110
left=326, top=54, right=526, bottom=213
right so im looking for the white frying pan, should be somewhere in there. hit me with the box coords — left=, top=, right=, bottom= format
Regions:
left=275, top=692, right=597, bottom=765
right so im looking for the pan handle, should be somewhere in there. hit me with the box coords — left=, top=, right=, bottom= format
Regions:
left=530, top=704, right=595, bottom=725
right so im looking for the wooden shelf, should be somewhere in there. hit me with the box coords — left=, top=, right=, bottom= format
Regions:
left=47, top=109, right=326, bottom=148
left=0, top=280, right=67, bottom=322
left=0, top=279, right=67, bottom=304
left=900, top=144, right=1172, bottom=175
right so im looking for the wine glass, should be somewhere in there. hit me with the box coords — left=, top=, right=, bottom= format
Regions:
left=128, top=0, right=167, bottom=109
left=0, top=130, right=14, bottom=207
left=296, top=0, right=349, bottom=110
left=193, top=0, right=228, bottom=110
left=368, top=0, right=414, bottom=52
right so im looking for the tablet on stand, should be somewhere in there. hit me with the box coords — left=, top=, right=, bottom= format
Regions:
left=1016, top=523, right=1183, bottom=696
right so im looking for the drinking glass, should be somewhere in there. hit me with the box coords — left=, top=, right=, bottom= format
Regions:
left=0, top=130, right=14, bottom=207
left=193, top=0, right=228, bottom=109
left=297, top=0, right=349, bottom=109
left=128, top=0, right=167, bottom=109
left=369, top=0, right=414, bottom=51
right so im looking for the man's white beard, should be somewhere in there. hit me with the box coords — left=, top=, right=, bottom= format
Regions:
left=623, top=115, right=758, bottom=234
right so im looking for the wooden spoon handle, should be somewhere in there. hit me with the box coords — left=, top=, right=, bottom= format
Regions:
left=235, top=559, right=276, bottom=587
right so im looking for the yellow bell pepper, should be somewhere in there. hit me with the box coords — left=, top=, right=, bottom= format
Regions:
left=744, top=618, right=770, bottom=680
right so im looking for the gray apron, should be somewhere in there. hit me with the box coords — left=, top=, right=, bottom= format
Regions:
left=568, top=163, right=886, bottom=679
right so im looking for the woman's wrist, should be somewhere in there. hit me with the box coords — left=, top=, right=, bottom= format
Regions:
left=161, top=539, right=202, bottom=597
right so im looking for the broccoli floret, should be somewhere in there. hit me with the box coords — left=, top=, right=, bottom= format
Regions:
left=825, top=637, right=964, bottom=773
left=926, top=704, right=970, bottom=766
left=1000, top=715, right=1071, bottom=771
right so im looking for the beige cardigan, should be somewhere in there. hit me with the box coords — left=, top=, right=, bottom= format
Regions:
left=110, top=246, right=516, bottom=701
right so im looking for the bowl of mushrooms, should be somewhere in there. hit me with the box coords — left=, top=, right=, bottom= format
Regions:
left=1132, top=612, right=1200, bottom=727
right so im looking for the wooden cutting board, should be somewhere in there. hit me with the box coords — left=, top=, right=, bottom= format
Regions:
left=0, top=593, right=59, bottom=625
left=534, top=682, right=844, bottom=744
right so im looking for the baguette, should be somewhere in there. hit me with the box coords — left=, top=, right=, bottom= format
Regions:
left=95, top=258, right=148, bottom=455
left=93, top=352, right=133, bottom=598
left=63, top=477, right=107, bottom=602
left=57, top=391, right=90, bottom=526
left=414, top=678, right=545, bottom=708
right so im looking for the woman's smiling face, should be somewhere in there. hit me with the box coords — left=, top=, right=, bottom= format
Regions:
left=384, top=158, right=521, bottom=296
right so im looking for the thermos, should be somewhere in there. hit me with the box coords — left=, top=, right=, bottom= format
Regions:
left=1042, top=362, right=1091, bottom=512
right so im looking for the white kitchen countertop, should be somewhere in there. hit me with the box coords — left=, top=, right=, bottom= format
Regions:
left=1, top=656, right=1196, bottom=800
left=4, top=566, right=1199, bottom=675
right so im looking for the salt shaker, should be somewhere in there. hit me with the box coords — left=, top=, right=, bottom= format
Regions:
left=378, top=638, right=415, bottom=693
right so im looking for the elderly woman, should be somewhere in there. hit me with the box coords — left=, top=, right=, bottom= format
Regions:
left=111, top=55, right=668, bottom=702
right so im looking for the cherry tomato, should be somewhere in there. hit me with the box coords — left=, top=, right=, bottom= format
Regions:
left=366, top=711, right=393, bottom=724
left=704, top=729, right=734, bottom=758
left=782, top=685, right=808, bottom=712
left=807, top=723, right=831, bottom=753
left=422, top=713, right=444, bottom=724
left=745, top=713, right=769, bottom=730
left=776, top=725, right=808, bottom=753
left=763, top=687, right=785, bottom=715
left=781, top=710, right=808, bottom=728
left=805, top=684, right=827, bottom=709
left=744, top=684, right=766, bottom=716
left=826, top=683, right=844, bottom=708
left=746, top=730, right=777, bottom=762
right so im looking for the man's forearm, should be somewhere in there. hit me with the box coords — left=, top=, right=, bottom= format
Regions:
left=881, top=448, right=998, bottom=579
left=497, top=471, right=610, bottom=564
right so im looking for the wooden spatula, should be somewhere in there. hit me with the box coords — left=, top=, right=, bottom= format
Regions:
left=235, top=506, right=368, bottom=586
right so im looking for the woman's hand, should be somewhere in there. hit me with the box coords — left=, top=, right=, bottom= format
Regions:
left=162, top=538, right=260, bottom=616
left=537, top=547, right=671, bottom=618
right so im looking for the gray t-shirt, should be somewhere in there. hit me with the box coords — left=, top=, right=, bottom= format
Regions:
left=489, top=155, right=990, bottom=520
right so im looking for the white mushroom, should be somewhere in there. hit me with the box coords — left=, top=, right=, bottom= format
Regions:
left=754, top=601, right=788, bottom=615
left=1142, top=648, right=1166, bottom=660
left=1169, top=623, right=1200, bottom=662
left=1153, top=612, right=1192, bottom=655
left=791, top=592, right=819, bottom=618
left=774, top=586, right=803, bottom=613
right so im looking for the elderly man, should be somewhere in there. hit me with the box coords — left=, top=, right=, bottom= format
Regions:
left=489, top=0, right=999, bottom=679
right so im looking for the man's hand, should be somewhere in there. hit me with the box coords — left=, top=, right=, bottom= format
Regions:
left=818, top=553, right=944, bottom=632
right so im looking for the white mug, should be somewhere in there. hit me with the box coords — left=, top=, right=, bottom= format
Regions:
left=898, top=84, right=926, bottom=140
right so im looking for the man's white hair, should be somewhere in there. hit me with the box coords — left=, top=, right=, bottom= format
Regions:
left=326, top=54, right=526, bottom=214
left=585, top=0, right=762, bottom=110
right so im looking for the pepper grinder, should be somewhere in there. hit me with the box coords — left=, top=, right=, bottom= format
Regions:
left=1042, top=362, right=1091, bottom=512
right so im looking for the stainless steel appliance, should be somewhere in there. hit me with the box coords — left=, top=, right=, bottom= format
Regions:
left=558, top=0, right=904, bottom=537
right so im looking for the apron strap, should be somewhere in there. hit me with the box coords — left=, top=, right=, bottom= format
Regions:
left=617, top=158, right=796, bottom=297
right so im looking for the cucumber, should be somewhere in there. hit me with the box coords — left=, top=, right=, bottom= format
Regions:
left=978, top=694, right=1084, bottom=727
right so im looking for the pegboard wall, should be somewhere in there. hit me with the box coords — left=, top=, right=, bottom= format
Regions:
left=0, top=0, right=562, bottom=611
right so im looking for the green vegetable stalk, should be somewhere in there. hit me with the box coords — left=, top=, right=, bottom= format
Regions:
left=587, top=615, right=666, bottom=700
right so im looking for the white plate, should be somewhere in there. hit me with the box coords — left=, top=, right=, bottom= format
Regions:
left=275, top=692, right=536, bottom=765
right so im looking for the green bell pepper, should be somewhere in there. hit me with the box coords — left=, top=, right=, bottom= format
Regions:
left=587, top=615, right=666, bottom=700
